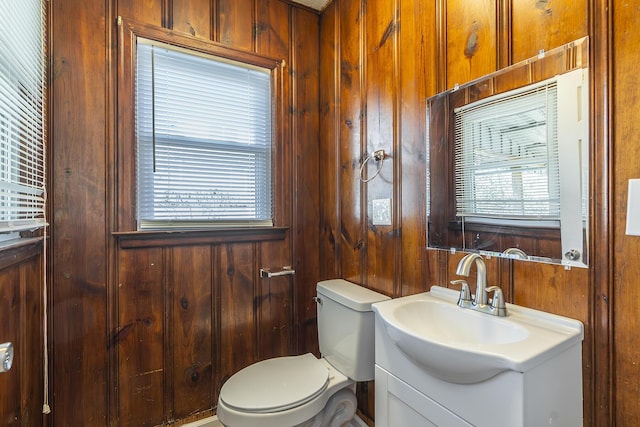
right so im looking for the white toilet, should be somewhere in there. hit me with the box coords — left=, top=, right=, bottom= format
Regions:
left=217, top=279, right=390, bottom=427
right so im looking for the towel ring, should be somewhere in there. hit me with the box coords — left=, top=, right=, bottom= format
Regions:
left=359, top=149, right=386, bottom=183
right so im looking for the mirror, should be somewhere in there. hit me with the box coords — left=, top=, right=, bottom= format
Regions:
left=426, top=37, right=589, bottom=268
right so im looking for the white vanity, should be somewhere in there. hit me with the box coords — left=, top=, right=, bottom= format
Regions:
left=372, top=286, right=584, bottom=427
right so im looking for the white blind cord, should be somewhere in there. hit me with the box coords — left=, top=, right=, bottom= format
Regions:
left=42, top=223, right=51, bottom=414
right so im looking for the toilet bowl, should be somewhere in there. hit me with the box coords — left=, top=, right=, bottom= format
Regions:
left=216, top=279, right=390, bottom=427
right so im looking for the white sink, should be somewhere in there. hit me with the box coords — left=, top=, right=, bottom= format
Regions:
left=372, top=286, right=583, bottom=384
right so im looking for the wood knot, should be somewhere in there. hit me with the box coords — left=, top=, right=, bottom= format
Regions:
left=464, top=22, right=480, bottom=58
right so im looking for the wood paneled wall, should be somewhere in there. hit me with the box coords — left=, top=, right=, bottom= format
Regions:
left=0, top=242, right=43, bottom=426
left=44, top=0, right=640, bottom=425
left=318, top=0, right=620, bottom=426
left=50, top=0, right=319, bottom=425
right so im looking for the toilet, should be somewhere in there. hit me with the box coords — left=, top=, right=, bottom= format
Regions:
left=217, top=279, right=390, bottom=427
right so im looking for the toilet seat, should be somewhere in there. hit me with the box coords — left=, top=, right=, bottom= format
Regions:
left=219, top=353, right=330, bottom=413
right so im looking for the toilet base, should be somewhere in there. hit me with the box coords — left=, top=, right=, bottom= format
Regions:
left=182, top=412, right=369, bottom=427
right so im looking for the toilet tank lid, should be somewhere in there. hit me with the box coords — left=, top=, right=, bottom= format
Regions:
left=317, top=279, right=390, bottom=312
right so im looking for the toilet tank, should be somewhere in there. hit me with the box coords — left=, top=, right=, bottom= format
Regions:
left=316, top=279, right=390, bottom=382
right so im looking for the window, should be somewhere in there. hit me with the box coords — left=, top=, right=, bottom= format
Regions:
left=135, top=39, right=273, bottom=230
left=0, top=0, right=47, bottom=237
left=453, top=68, right=587, bottom=228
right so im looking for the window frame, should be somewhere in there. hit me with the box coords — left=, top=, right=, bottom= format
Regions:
left=116, top=18, right=286, bottom=233
left=0, top=0, right=47, bottom=239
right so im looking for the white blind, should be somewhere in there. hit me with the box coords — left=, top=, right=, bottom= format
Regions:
left=454, top=82, right=559, bottom=221
left=0, top=0, right=47, bottom=233
left=135, top=40, right=273, bottom=229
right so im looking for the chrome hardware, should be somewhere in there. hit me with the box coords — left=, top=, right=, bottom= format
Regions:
left=260, top=266, right=295, bottom=278
left=313, top=296, right=323, bottom=305
left=485, top=286, right=507, bottom=317
left=455, top=254, right=508, bottom=317
left=0, top=342, right=13, bottom=373
left=449, top=279, right=472, bottom=308
left=503, top=247, right=528, bottom=260
left=564, top=249, right=581, bottom=261
left=359, top=149, right=387, bottom=183
left=455, top=253, right=488, bottom=306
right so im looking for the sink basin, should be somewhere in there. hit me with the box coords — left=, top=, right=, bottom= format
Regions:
left=372, top=286, right=583, bottom=384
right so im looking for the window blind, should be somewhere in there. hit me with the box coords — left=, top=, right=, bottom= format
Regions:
left=454, top=82, right=559, bottom=222
left=135, top=40, right=273, bottom=229
left=0, top=0, right=47, bottom=233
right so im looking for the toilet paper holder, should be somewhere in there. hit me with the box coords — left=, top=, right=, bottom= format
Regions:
left=260, top=266, right=295, bottom=278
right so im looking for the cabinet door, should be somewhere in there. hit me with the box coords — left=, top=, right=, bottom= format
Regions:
left=375, top=366, right=472, bottom=427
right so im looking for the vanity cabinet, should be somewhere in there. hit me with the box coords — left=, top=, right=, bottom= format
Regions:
left=374, top=315, right=584, bottom=427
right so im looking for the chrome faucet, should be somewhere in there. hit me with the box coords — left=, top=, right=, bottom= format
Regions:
left=455, top=253, right=488, bottom=305
left=452, top=253, right=507, bottom=317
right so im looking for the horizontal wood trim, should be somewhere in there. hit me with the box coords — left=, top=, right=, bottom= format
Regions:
left=114, top=227, right=288, bottom=248
left=0, top=238, right=43, bottom=271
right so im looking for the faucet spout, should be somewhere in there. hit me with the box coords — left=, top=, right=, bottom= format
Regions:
left=455, top=253, right=488, bottom=306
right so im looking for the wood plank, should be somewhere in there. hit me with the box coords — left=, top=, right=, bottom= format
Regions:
left=291, top=7, right=321, bottom=355
left=399, top=0, right=434, bottom=297
left=511, top=0, right=588, bottom=63
left=613, top=1, right=640, bottom=424
left=118, top=0, right=164, bottom=26
left=169, top=246, right=214, bottom=419
left=218, top=243, right=256, bottom=388
left=445, top=0, right=496, bottom=88
left=339, top=0, right=366, bottom=284
left=364, top=0, right=398, bottom=296
left=0, top=265, right=21, bottom=425
left=50, top=0, right=110, bottom=423
left=257, top=240, right=293, bottom=359
left=116, top=248, right=165, bottom=426
left=319, top=1, right=340, bottom=280
left=217, top=0, right=255, bottom=50
left=172, top=0, right=213, bottom=39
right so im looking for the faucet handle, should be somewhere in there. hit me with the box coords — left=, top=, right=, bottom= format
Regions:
left=450, top=279, right=472, bottom=307
left=485, top=286, right=507, bottom=316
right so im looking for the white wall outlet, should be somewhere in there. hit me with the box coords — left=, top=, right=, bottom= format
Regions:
left=372, top=198, right=392, bottom=226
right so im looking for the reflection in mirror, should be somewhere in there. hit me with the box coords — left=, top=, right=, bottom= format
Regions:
left=426, top=37, right=589, bottom=268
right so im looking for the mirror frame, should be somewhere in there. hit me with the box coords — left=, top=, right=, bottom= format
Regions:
left=426, top=37, right=589, bottom=268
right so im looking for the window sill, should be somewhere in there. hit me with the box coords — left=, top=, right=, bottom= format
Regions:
left=113, top=227, right=288, bottom=248
left=0, top=237, right=44, bottom=271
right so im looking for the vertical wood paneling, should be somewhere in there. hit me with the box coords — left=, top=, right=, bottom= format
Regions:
left=20, top=257, right=43, bottom=423
left=257, top=241, right=293, bottom=359
left=339, top=0, right=365, bottom=283
left=0, top=245, right=43, bottom=427
left=169, top=246, right=213, bottom=419
left=52, top=0, right=320, bottom=424
left=291, top=7, right=321, bottom=355
left=172, top=0, right=212, bottom=38
left=319, top=2, right=607, bottom=423
left=613, top=1, right=640, bottom=425
left=50, top=0, right=109, bottom=424
left=218, top=243, right=257, bottom=386
left=117, top=248, right=165, bottom=426
left=319, top=2, right=340, bottom=280
left=445, top=0, right=496, bottom=88
left=363, top=0, right=397, bottom=296
left=118, top=0, right=164, bottom=26
left=511, top=0, right=588, bottom=63
left=0, top=265, right=21, bottom=425
left=217, top=0, right=255, bottom=49
left=398, top=0, right=434, bottom=297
